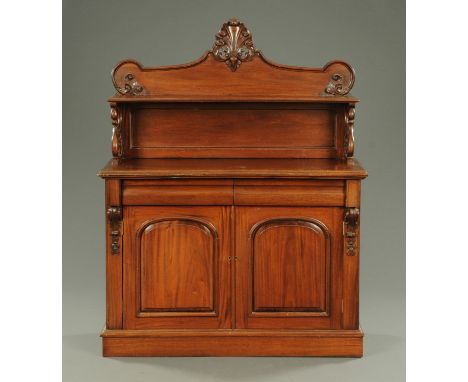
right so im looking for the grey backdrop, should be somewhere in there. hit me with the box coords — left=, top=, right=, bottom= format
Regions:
left=63, top=0, right=405, bottom=381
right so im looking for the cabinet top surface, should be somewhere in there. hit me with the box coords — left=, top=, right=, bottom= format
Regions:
left=98, top=158, right=367, bottom=179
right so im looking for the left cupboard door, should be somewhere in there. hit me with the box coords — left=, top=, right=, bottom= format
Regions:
left=123, top=206, right=232, bottom=329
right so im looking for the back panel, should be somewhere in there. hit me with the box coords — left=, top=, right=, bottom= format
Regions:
left=124, top=104, right=340, bottom=158
left=122, top=103, right=345, bottom=159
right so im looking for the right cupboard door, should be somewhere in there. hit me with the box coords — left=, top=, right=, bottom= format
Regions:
left=235, top=207, right=343, bottom=329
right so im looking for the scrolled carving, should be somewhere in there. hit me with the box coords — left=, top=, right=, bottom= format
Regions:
left=107, top=206, right=122, bottom=255
left=110, top=102, right=123, bottom=157
left=322, top=61, right=355, bottom=96
left=115, top=72, right=145, bottom=95
left=212, top=18, right=257, bottom=71
left=344, top=208, right=360, bottom=256
left=344, top=104, right=356, bottom=157
left=325, top=74, right=347, bottom=95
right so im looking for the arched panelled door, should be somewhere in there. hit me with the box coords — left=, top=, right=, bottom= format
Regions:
left=235, top=207, right=343, bottom=330
left=123, top=206, right=231, bottom=329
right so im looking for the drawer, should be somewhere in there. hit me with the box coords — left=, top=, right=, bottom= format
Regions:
left=123, top=180, right=233, bottom=205
left=233, top=180, right=345, bottom=206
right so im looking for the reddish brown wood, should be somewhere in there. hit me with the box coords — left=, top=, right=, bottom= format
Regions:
left=123, top=206, right=231, bottom=329
left=98, top=18, right=367, bottom=357
left=108, top=18, right=357, bottom=160
left=252, top=220, right=329, bottom=312
left=126, top=104, right=341, bottom=158
left=122, top=179, right=233, bottom=205
left=342, top=182, right=361, bottom=329
left=139, top=220, right=215, bottom=311
left=102, top=328, right=363, bottom=357
left=234, top=179, right=345, bottom=206
left=110, top=54, right=356, bottom=102
left=110, top=18, right=356, bottom=106
left=98, top=158, right=368, bottom=179
left=235, top=207, right=343, bottom=330
left=345, top=105, right=356, bottom=157
left=105, top=179, right=122, bottom=329
left=346, top=180, right=361, bottom=207
left=101, top=328, right=363, bottom=338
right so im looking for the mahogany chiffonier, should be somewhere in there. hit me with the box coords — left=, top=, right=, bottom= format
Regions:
left=98, top=18, right=367, bottom=357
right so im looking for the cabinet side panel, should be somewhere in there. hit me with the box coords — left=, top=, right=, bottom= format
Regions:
left=342, top=181, right=361, bottom=329
left=105, top=179, right=123, bottom=329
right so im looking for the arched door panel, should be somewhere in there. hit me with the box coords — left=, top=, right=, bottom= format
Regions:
left=236, top=207, right=343, bottom=329
left=123, top=206, right=231, bottom=329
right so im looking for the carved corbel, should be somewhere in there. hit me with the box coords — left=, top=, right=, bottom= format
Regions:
left=344, top=104, right=356, bottom=158
left=110, top=103, right=123, bottom=158
left=344, top=208, right=359, bottom=256
left=107, top=206, right=122, bottom=255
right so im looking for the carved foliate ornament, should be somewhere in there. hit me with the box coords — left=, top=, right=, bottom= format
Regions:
left=115, top=72, right=145, bottom=95
left=325, top=74, right=345, bottom=95
left=107, top=206, right=122, bottom=255
left=322, top=61, right=355, bottom=96
left=212, top=18, right=257, bottom=71
left=344, top=208, right=359, bottom=256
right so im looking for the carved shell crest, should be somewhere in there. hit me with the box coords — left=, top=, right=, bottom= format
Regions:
left=212, top=18, right=257, bottom=71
